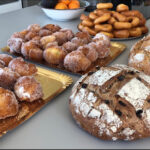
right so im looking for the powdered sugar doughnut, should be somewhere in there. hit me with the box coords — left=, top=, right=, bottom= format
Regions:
left=62, top=41, right=78, bottom=52
left=75, top=32, right=92, bottom=44
left=0, top=87, right=19, bottom=119
left=25, top=31, right=38, bottom=41
left=42, top=24, right=61, bottom=33
left=0, top=54, right=13, bottom=66
left=8, top=57, right=37, bottom=76
left=64, top=51, right=91, bottom=73
left=60, top=29, right=74, bottom=41
left=39, top=29, right=52, bottom=37
left=27, top=24, right=41, bottom=33
left=14, top=76, right=43, bottom=102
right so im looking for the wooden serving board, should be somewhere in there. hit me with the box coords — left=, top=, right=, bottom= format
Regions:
left=0, top=67, right=72, bottom=137
left=1, top=42, right=126, bottom=75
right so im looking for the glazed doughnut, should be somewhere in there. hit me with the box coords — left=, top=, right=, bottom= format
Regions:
left=0, top=87, right=19, bottom=119
left=82, top=26, right=97, bottom=36
left=78, top=23, right=84, bottom=31
left=95, top=24, right=113, bottom=32
left=42, top=24, right=61, bottom=33
left=0, top=67, right=20, bottom=90
left=94, top=9, right=111, bottom=16
left=140, top=26, right=149, bottom=34
left=39, top=29, right=52, bottom=37
left=7, top=38, right=23, bottom=54
left=127, top=17, right=140, bottom=27
left=89, top=12, right=98, bottom=20
left=27, top=24, right=41, bottom=33
left=94, top=13, right=111, bottom=24
left=113, top=12, right=127, bottom=22
left=108, top=17, right=117, bottom=25
left=82, top=19, right=94, bottom=27
left=100, top=32, right=114, bottom=38
left=80, top=14, right=89, bottom=21
left=113, top=30, right=130, bottom=38
left=64, top=51, right=91, bottom=73
left=116, top=4, right=129, bottom=12
left=43, top=46, right=67, bottom=65
left=8, top=57, right=37, bottom=76
left=114, top=22, right=132, bottom=30
left=97, top=3, right=113, bottom=10
left=0, top=54, right=13, bottom=66
left=129, top=27, right=142, bottom=37
left=14, top=76, right=43, bottom=102
left=25, top=31, right=38, bottom=41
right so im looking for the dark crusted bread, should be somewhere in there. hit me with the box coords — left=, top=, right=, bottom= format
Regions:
left=129, top=34, right=150, bottom=75
left=69, top=64, right=150, bottom=141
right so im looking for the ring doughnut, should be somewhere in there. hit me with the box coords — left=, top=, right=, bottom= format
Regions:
left=114, top=22, right=132, bottom=30
left=94, top=9, right=111, bottom=16
left=113, top=30, right=129, bottom=38
left=97, top=3, right=113, bottom=10
left=140, top=26, right=149, bottom=34
left=80, top=14, right=89, bottom=21
left=78, top=23, right=84, bottom=31
left=129, top=27, right=142, bottom=37
left=100, top=32, right=114, bottom=38
left=95, top=24, right=113, bottom=32
left=94, top=13, right=111, bottom=24
left=89, top=12, right=98, bottom=20
left=127, top=17, right=140, bottom=27
left=113, top=12, right=127, bottom=22
left=108, top=17, right=117, bottom=25
left=82, top=19, right=94, bottom=27
left=82, top=27, right=97, bottom=36
left=116, top=4, right=129, bottom=12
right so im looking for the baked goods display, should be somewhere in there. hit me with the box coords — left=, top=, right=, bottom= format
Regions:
left=6, top=23, right=126, bottom=74
left=69, top=64, right=150, bottom=141
left=129, top=34, right=150, bottom=75
left=78, top=3, right=148, bottom=39
left=0, top=54, right=43, bottom=120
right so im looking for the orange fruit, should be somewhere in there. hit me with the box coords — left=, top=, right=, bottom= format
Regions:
left=70, top=0, right=80, bottom=6
left=59, top=0, right=70, bottom=5
left=55, top=3, right=68, bottom=9
left=69, top=2, right=80, bottom=9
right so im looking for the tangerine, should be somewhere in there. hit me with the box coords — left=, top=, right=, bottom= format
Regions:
left=55, top=2, right=68, bottom=9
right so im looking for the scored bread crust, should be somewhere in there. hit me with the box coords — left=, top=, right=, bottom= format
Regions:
left=129, top=34, right=150, bottom=75
left=69, top=64, right=150, bottom=141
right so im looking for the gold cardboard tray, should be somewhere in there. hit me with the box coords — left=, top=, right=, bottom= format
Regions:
left=0, top=67, right=72, bottom=137
left=1, top=42, right=126, bottom=75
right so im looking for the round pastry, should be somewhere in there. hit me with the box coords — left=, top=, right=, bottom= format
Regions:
left=129, top=27, right=142, bottom=37
left=27, top=24, right=41, bottom=33
left=62, top=41, right=78, bottom=53
left=75, top=32, right=92, bottom=43
left=95, top=24, right=113, bottom=32
left=59, top=29, right=74, bottom=41
left=129, top=35, right=150, bottom=75
left=140, top=26, right=149, bottom=34
left=94, top=9, right=111, bottom=16
left=97, top=3, right=113, bottom=10
left=25, top=31, right=38, bottom=41
left=89, top=12, right=98, bottom=20
left=0, top=67, right=20, bottom=90
left=8, top=57, right=37, bottom=76
left=11, top=30, right=28, bottom=39
left=69, top=64, right=150, bottom=141
left=80, top=14, right=89, bottom=21
left=14, top=76, right=43, bottom=102
left=82, top=19, right=94, bottom=27
left=82, top=27, right=97, bottom=36
left=7, top=38, right=23, bottom=54
left=0, top=87, right=19, bottom=119
left=94, top=13, right=111, bottom=24
left=112, top=12, right=127, bottom=22
left=42, top=24, right=61, bottom=33
left=113, top=30, right=130, bottom=38
left=0, top=60, right=5, bottom=68
left=0, top=54, right=13, bottom=66
left=43, top=46, right=67, bottom=65
left=78, top=23, right=84, bottom=31
left=108, top=17, right=117, bottom=25
left=64, top=51, right=91, bottom=73
left=39, top=29, right=52, bottom=37
left=127, top=17, right=140, bottom=27
left=116, top=4, right=129, bottom=12
left=114, top=22, right=132, bottom=30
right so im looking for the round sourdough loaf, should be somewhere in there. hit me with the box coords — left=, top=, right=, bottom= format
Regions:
left=129, top=34, right=150, bottom=75
left=69, top=64, right=150, bottom=141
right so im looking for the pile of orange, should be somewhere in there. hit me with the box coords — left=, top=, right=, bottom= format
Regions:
left=55, top=0, right=80, bottom=9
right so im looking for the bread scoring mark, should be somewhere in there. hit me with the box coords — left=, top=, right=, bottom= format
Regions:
left=121, top=128, right=135, bottom=141
left=88, top=109, right=101, bottom=118
left=118, top=78, right=150, bottom=111
left=133, top=53, right=145, bottom=63
left=88, top=69, right=121, bottom=86
left=96, top=104, right=122, bottom=136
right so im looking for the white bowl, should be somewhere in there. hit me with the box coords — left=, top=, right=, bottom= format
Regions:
left=40, top=0, right=90, bottom=21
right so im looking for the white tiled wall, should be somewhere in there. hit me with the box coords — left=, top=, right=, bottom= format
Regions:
left=0, top=0, right=22, bottom=14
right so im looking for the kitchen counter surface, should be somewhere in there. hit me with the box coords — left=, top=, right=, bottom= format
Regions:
left=0, top=6, right=150, bottom=149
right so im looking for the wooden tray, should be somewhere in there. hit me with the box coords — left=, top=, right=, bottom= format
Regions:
left=1, top=42, right=126, bottom=75
left=0, top=67, right=72, bottom=137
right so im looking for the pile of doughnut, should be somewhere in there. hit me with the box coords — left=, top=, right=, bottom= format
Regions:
left=7, top=24, right=111, bottom=73
left=0, top=54, right=43, bottom=120
left=78, top=3, right=148, bottom=38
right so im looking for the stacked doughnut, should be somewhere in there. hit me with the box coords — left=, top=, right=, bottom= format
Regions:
left=7, top=24, right=111, bottom=73
left=78, top=3, right=148, bottom=38
left=0, top=54, right=43, bottom=120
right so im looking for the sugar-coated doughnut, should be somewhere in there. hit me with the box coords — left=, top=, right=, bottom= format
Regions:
left=94, top=13, right=111, bottom=24
left=97, top=3, right=113, bottom=10
left=114, top=22, right=132, bottom=30
left=82, top=19, right=94, bottom=27
left=25, top=31, right=38, bottom=41
left=27, top=24, right=41, bottom=33
left=0, top=54, right=13, bottom=66
left=129, top=27, right=142, bottom=37
left=39, top=29, right=52, bottom=37
left=113, top=30, right=130, bottom=38
left=42, top=24, right=61, bottom=33
left=95, top=24, right=113, bottom=32
left=127, top=17, right=140, bottom=27
left=116, top=4, right=129, bottom=12
left=63, top=41, right=78, bottom=53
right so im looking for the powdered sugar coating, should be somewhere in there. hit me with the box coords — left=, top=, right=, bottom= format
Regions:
left=133, top=53, right=145, bottom=62
left=88, top=109, right=101, bottom=118
left=118, top=78, right=150, bottom=110
left=121, top=128, right=135, bottom=141
left=80, top=103, right=91, bottom=117
left=139, top=73, right=150, bottom=84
